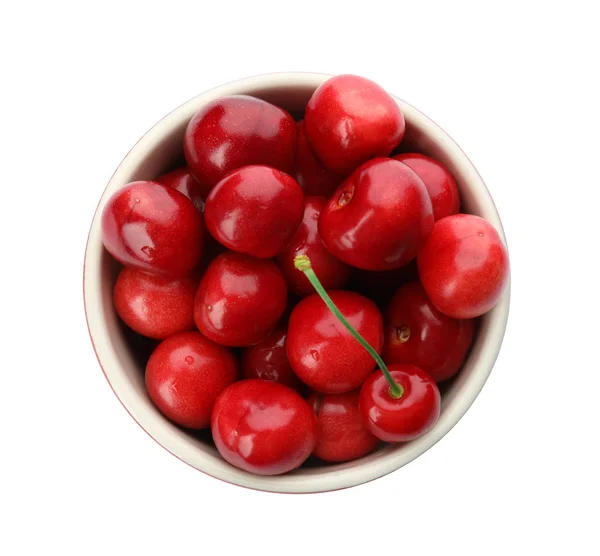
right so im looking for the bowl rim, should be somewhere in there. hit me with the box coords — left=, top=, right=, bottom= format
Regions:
left=83, top=71, right=511, bottom=494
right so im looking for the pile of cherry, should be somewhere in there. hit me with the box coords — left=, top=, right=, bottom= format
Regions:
left=101, top=74, right=509, bottom=476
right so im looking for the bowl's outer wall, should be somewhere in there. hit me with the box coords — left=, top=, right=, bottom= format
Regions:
left=84, top=73, right=510, bottom=493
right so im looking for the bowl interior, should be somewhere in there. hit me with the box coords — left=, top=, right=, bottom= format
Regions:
left=84, top=73, right=509, bottom=493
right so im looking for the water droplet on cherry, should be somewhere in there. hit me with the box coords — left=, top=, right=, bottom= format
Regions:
left=185, top=356, right=194, bottom=364
left=310, top=349, right=320, bottom=361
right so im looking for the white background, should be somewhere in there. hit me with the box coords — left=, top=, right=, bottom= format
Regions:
left=2, top=1, right=599, bottom=554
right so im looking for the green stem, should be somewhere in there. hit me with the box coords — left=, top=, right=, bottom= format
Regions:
left=294, top=255, right=404, bottom=399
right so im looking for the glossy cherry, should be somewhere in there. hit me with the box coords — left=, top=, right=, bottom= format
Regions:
left=211, top=379, right=317, bottom=475
left=393, top=153, right=460, bottom=221
left=204, top=165, right=304, bottom=258
left=194, top=252, right=287, bottom=347
left=277, top=196, right=350, bottom=296
left=319, top=158, right=434, bottom=270
left=359, top=364, right=441, bottom=443
left=293, top=121, right=343, bottom=196
left=101, top=181, right=204, bottom=277
left=308, top=390, right=379, bottom=462
left=417, top=214, right=510, bottom=318
left=304, top=74, right=405, bottom=174
left=383, top=281, right=474, bottom=382
left=184, top=95, right=296, bottom=191
left=287, top=291, right=383, bottom=393
left=154, top=166, right=208, bottom=210
left=241, top=326, right=305, bottom=392
left=113, top=267, right=198, bottom=340
left=145, top=331, right=239, bottom=429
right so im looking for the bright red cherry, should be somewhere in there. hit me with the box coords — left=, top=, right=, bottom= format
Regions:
left=308, top=390, right=379, bottom=462
left=145, top=331, right=239, bottom=429
left=101, top=181, right=204, bottom=277
left=241, top=327, right=305, bottom=393
left=304, top=75, right=405, bottom=175
left=277, top=196, right=350, bottom=296
left=383, top=281, right=474, bottom=382
left=319, top=158, right=434, bottom=270
left=393, top=153, right=460, bottom=221
left=359, top=364, right=441, bottom=443
left=113, top=267, right=198, bottom=340
left=287, top=291, right=383, bottom=393
left=211, top=379, right=317, bottom=475
left=204, top=165, right=304, bottom=258
left=294, top=121, right=343, bottom=196
left=184, top=95, right=296, bottom=191
left=194, top=252, right=287, bottom=347
left=154, top=166, right=208, bottom=210
left=417, top=214, right=510, bottom=319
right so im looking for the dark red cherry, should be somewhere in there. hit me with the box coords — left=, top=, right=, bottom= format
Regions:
left=145, top=331, right=239, bottom=429
left=304, top=75, right=405, bottom=174
left=277, top=196, right=350, bottom=296
left=194, top=252, right=287, bottom=347
left=154, top=166, right=208, bottom=210
left=184, top=95, right=296, bottom=192
left=211, top=379, right=317, bottom=475
left=204, top=165, right=304, bottom=258
left=383, top=281, right=474, bottom=382
left=101, top=181, right=204, bottom=277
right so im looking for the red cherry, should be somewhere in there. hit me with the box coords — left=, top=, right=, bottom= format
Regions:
left=204, top=165, right=304, bottom=258
left=319, top=158, right=434, bottom=270
left=211, top=379, right=317, bottom=475
left=145, top=331, right=239, bottom=429
left=359, top=364, right=441, bottom=442
left=417, top=214, right=510, bottom=318
left=194, top=252, right=287, bottom=347
left=154, top=167, right=208, bottom=210
left=113, top=267, right=198, bottom=340
left=393, top=153, right=460, bottom=221
left=101, top=181, right=204, bottom=277
left=184, top=95, right=296, bottom=191
left=308, top=390, right=379, bottom=462
left=304, top=75, right=405, bottom=174
left=287, top=291, right=383, bottom=393
left=293, top=121, right=343, bottom=196
left=241, top=326, right=305, bottom=392
left=347, top=261, right=419, bottom=307
left=383, top=281, right=474, bottom=382
left=277, top=196, right=350, bottom=296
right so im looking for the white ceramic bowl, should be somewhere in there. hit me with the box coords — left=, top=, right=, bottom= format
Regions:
left=84, top=72, right=510, bottom=494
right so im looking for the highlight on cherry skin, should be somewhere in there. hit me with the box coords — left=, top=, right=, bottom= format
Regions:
left=97, top=73, right=510, bottom=480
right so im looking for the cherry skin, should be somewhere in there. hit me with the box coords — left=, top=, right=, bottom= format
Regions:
left=113, top=267, right=198, bottom=340
left=241, top=326, right=306, bottom=393
left=319, top=158, right=434, bottom=271
left=101, top=181, right=204, bottom=277
left=304, top=74, right=405, bottom=175
left=145, top=331, right=239, bottom=429
left=204, top=165, right=304, bottom=258
left=154, top=166, right=207, bottom=210
left=194, top=252, right=288, bottom=347
left=184, top=95, right=296, bottom=192
left=359, top=364, right=441, bottom=443
left=287, top=290, right=384, bottom=393
left=308, top=389, right=379, bottom=462
left=383, top=281, right=474, bottom=382
left=393, top=153, right=460, bottom=221
left=277, top=196, right=351, bottom=296
left=294, top=121, right=343, bottom=197
left=417, top=214, right=510, bottom=319
left=211, top=379, right=318, bottom=475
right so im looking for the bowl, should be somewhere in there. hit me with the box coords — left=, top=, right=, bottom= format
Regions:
left=83, top=72, right=510, bottom=493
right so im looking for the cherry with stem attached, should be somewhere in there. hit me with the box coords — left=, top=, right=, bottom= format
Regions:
left=294, top=255, right=440, bottom=442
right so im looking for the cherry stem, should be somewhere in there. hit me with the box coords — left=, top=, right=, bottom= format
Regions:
left=294, top=255, right=404, bottom=399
